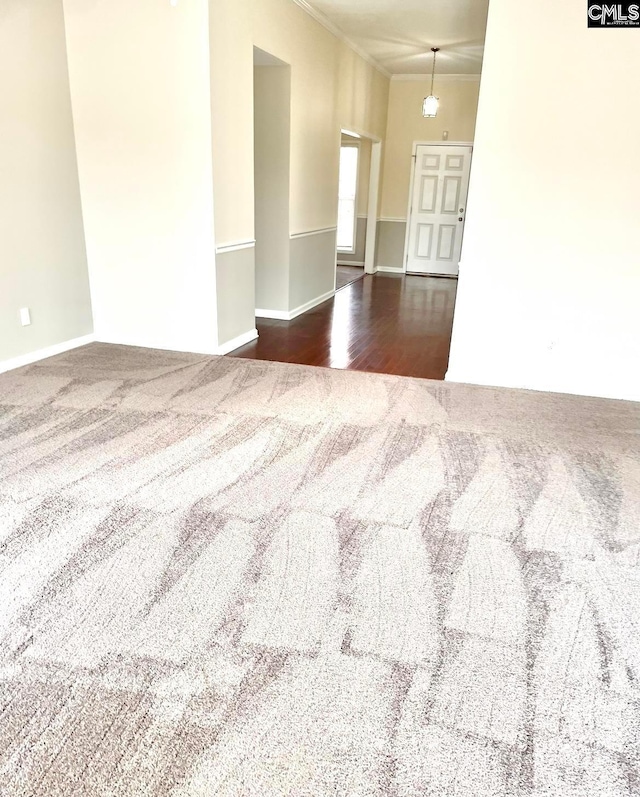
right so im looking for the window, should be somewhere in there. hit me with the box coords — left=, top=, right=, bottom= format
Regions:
left=337, top=144, right=359, bottom=253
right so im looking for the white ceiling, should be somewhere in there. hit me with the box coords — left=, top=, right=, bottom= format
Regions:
left=302, top=0, right=489, bottom=77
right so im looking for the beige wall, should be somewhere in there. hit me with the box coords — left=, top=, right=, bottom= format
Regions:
left=0, top=0, right=92, bottom=364
left=2, top=0, right=387, bottom=362
left=209, top=0, right=254, bottom=247
left=252, top=4, right=389, bottom=236
left=357, top=138, right=372, bottom=217
left=255, top=65, right=291, bottom=312
left=213, top=0, right=389, bottom=239
left=209, top=0, right=390, bottom=320
left=380, top=79, right=480, bottom=219
left=448, top=0, right=640, bottom=401
left=64, top=0, right=218, bottom=354
left=336, top=44, right=389, bottom=144
left=210, top=0, right=337, bottom=244
left=253, top=0, right=342, bottom=236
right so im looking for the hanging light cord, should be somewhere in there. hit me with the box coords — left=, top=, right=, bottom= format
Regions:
left=429, top=47, right=439, bottom=96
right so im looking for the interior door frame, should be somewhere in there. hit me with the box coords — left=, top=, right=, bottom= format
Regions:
left=402, top=141, right=474, bottom=275
left=337, top=138, right=360, bottom=257
left=335, top=126, right=383, bottom=287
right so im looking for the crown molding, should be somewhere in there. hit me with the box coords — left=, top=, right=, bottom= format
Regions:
left=391, top=73, right=482, bottom=82
left=291, top=0, right=391, bottom=79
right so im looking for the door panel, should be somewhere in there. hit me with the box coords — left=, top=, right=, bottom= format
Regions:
left=420, top=176, right=438, bottom=212
left=442, top=177, right=461, bottom=214
left=436, top=225, right=456, bottom=261
left=406, top=144, right=472, bottom=277
left=416, top=224, right=434, bottom=258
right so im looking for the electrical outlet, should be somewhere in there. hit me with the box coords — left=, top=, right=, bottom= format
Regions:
left=19, top=307, right=31, bottom=326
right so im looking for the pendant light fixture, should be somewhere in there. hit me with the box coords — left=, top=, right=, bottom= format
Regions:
left=422, top=47, right=440, bottom=118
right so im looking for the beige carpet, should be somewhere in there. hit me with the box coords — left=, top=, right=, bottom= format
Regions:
left=1, top=342, right=639, bottom=796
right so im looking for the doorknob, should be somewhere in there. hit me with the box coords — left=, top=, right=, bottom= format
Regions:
left=458, top=217, right=464, bottom=222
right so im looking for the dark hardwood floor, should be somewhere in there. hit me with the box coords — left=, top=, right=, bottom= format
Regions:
left=230, top=272, right=458, bottom=380
left=336, top=265, right=365, bottom=291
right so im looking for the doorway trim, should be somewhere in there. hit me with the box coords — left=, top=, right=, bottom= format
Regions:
left=364, top=140, right=382, bottom=275
left=335, top=126, right=383, bottom=286
left=402, top=140, right=474, bottom=275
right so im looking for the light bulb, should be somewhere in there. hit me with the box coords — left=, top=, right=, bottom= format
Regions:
left=422, top=95, right=439, bottom=118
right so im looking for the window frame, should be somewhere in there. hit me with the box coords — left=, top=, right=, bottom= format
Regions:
left=336, top=142, right=360, bottom=254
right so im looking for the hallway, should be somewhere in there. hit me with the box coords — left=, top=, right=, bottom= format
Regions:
left=230, top=273, right=457, bottom=380
left=335, top=265, right=365, bottom=291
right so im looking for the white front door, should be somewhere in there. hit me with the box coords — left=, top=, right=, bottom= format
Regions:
left=405, top=145, right=472, bottom=277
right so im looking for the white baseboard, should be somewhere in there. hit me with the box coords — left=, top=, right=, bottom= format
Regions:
left=256, top=289, right=335, bottom=322
left=290, top=289, right=335, bottom=319
left=95, top=335, right=220, bottom=356
left=337, top=260, right=365, bottom=267
left=0, top=333, right=96, bottom=375
left=217, top=328, right=258, bottom=355
left=93, top=332, right=257, bottom=357
left=255, top=308, right=290, bottom=320
left=377, top=266, right=405, bottom=273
